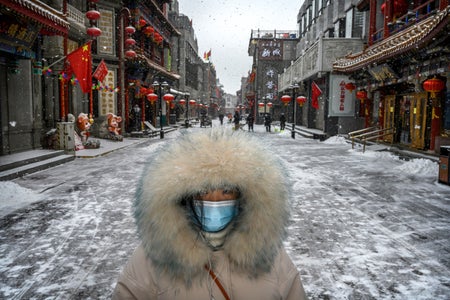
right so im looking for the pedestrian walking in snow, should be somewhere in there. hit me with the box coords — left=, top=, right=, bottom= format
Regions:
left=233, top=111, right=240, bottom=130
left=246, top=113, right=254, bottom=132
left=264, top=113, right=272, bottom=132
left=280, top=113, right=286, bottom=131
left=112, top=128, right=307, bottom=300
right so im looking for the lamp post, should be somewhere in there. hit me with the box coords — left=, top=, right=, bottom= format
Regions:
left=152, top=80, right=170, bottom=139
left=288, top=82, right=299, bottom=139
left=183, top=92, right=190, bottom=128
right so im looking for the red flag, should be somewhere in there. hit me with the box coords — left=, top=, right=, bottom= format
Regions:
left=93, top=59, right=108, bottom=82
left=206, top=49, right=211, bottom=60
left=66, top=41, right=92, bottom=93
left=311, top=81, right=322, bottom=109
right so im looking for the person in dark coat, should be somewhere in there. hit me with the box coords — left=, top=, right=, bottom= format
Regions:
left=280, top=113, right=286, bottom=131
left=233, top=111, right=240, bottom=130
left=246, top=114, right=254, bottom=132
left=264, top=113, right=272, bottom=132
left=219, top=113, right=224, bottom=125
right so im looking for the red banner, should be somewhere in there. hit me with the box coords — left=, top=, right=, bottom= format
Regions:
left=311, top=81, right=322, bottom=110
left=93, top=59, right=108, bottom=82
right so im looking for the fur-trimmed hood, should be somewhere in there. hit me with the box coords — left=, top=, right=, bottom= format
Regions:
left=134, top=128, right=290, bottom=283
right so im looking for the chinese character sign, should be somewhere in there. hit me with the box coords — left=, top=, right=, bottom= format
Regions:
left=329, top=75, right=355, bottom=117
left=258, top=40, right=283, bottom=61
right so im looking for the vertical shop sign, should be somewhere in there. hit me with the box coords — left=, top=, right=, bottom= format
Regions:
left=329, top=75, right=355, bottom=117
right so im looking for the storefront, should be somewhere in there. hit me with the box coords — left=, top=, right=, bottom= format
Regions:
left=333, top=6, right=449, bottom=153
left=0, top=0, right=68, bottom=155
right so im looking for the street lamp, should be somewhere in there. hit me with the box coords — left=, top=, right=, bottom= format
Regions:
left=152, top=80, right=170, bottom=139
left=182, top=92, right=190, bottom=128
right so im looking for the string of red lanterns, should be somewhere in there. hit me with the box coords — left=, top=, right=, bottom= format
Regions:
left=86, top=0, right=102, bottom=38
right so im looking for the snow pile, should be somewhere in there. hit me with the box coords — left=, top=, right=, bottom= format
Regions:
left=0, top=182, right=43, bottom=217
left=322, top=135, right=348, bottom=144
left=393, top=158, right=438, bottom=177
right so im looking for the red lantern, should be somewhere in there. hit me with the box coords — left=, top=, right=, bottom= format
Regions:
left=144, top=26, right=155, bottom=36
left=125, top=50, right=136, bottom=58
left=296, top=96, right=307, bottom=106
left=267, top=102, right=273, bottom=107
left=146, top=93, right=158, bottom=103
left=125, top=25, right=136, bottom=35
left=163, top=93, right=175, bottom=102
left=258, top=102, right=265, bottom=107
left=125, top=38, right=136, bottom=46
left=356, top=90, right=368, bottom=102
left=138, top=18, right=147, bottom=28
left=140, top=87, right=148, bottom=96
left=170, top=102, right=175, bottom=109
left=86, top=10, right=101, bottom=20
left=423, top=77, right=445, bottom=98
left=189, top=99, right=196, bottom=106
left=345, top=82, right=356, bottom=92
left=179, top=99, right=186, bottom=105
left=281, top=95, right=292, bottom=106
left=87, top=26, right=102, bottom=37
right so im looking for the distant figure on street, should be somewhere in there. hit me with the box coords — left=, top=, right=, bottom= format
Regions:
left=264, top=113, right=272, bottom=132
left=112, top=128, right=307, bottom=300
left=130, top=104, right=141, bottom=132
left=219, top=113, right=224, bottom=125
left=280, top=113, right=286, bottom=131
left=246, top=114, right=254, bottom=132
left=233, top=111, right=240, bottom=130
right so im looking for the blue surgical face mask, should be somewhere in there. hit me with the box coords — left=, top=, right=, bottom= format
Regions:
left=191, top=199, right=239, bottom=232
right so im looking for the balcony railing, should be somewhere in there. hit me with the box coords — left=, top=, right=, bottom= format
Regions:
left=371, top=0, right=440, bottom=44
left=67, top=4, right=85, bottom=28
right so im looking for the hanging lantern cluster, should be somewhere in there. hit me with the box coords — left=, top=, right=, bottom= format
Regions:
left=138, top=16, right=163, bottom=45
left=281, top=95, right=292, bottom=106
left=423, top=77, right=445, bottom=99
left=124, top=19, right=136, bottom=59
left=86, top=0, right=102, bottom=38
left=296, top=96, right=307, bottom=106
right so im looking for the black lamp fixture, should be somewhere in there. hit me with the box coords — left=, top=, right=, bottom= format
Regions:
left=152, top=80, right=170, bottom=139
left=289, top=82, right=300, bottom=139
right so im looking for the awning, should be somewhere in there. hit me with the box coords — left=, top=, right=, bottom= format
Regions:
left=333, top=7, right=449, bottom=73
left=137, top=54, right=181, bottom=81
left=0, top=0, right=69, bottom=35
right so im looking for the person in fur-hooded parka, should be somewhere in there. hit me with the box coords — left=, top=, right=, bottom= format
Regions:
left=112, top=128, right=307, bottom=300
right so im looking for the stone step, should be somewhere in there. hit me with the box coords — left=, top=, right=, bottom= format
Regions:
left=0, top=150, right=75, bottom=181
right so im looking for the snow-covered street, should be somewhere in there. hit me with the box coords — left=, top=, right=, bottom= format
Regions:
left=1, top=121, right=449, bottom=299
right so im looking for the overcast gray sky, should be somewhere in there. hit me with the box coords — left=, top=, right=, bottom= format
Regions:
left=178, top=0, right=304, bottom=94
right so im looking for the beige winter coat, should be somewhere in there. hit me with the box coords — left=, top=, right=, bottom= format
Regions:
left=113, top=245, right=305, bottom=299
left=112, top=128, right=307, bottom=299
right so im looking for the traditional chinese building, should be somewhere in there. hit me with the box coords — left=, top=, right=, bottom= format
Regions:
left=333, top=0, right=449, bottom=153
left=246, top=29, right=299, bottom=123
left=0, top=0, right=69, bottom=154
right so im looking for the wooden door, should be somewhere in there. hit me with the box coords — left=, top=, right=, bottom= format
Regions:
left=410, top=92, right=428, bottom=149
left=383, top=95, right=395, bottom=143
